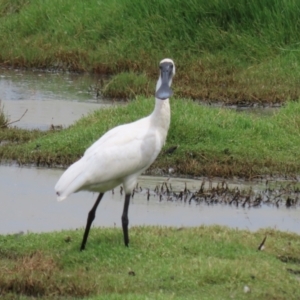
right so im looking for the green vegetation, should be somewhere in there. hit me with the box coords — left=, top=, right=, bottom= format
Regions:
left=0, top=101, right=9, bottom=128
left=0, top=98, right=299, bottom=177
left=0, top=226, right=299, bottom=299
left=1, top=0, right=300, bottom=103
left=0, top=126, right=45, bottom=143
left=102, top=72, right=153, bottom=99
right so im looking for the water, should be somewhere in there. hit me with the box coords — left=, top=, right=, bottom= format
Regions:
left=0, top=68, right=110, bottom=130
left=0, top=69, right=297, bottom=235
left=0, top=68, right=279, bottom=131
left=0, top=165, right=299, bottom=235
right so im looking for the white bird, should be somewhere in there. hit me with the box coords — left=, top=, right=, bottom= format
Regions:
left=55, top=58, right=175, bottom=250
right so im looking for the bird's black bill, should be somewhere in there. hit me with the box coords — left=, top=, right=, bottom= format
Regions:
left=155, top=65, right=173, bottom=100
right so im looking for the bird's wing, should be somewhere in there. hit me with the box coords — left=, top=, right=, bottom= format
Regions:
left=83, top=124, right=159, bottom=183
left=84, top=116, right=149, bottom=156
left=55, top=117, right=161, bottom=200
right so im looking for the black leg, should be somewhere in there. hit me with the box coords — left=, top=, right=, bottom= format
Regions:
left=80, top=193, right=104, bottom=251
left=122, top=194, right=131, bottom=247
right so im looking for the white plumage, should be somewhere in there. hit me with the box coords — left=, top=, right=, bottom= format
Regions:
left=55, top=58, right=175, bottom=250
left=55, top=103, right=168, bottom=199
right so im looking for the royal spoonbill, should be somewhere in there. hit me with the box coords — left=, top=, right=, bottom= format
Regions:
left=55, top=58, right=175, bottom=250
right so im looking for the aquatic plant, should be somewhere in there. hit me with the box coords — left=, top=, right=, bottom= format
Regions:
left=0, top=101, right=9, bottom=128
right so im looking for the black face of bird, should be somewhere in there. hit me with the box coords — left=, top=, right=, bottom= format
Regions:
left=155, top=60, right=174, bottom=100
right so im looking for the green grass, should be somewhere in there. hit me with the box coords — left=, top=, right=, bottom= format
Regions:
left=1, top=0, right=300, bottom=103
left=0, top=226, right=299, bottom=299
left=102, top=72, right=153, bottom=99
left=0, top=97, right=299, bottom=177
left=0, top=101, right=9, bottom=128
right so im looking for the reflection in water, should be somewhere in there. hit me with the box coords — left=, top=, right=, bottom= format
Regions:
left=0, top=68, right=111, bottom=130
left=0, top=165, right=299, bottom=235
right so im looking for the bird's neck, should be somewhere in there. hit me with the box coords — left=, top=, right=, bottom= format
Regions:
left=151, top=98, right=171, bottom=132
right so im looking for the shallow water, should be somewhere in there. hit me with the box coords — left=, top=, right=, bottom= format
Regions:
left=0, top=165, right=299, bottom=235
left=0, top=68, right=110, bottom=130
left=0, top=68, right=279, bottom=131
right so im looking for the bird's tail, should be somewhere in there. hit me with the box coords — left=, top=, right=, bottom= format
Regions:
left=55, top=159, right=88, bottom=201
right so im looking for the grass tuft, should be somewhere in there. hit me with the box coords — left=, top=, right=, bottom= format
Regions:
left=0, top=101, right=10, bottom=128
left=102, top=72, right=154, bottom=99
